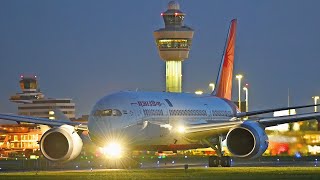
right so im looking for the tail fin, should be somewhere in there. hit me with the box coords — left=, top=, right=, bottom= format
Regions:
left=212, top=19, right=237, bottom=100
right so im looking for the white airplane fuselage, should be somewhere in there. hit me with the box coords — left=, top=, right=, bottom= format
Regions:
left=88, top=91, right=239, bottom=151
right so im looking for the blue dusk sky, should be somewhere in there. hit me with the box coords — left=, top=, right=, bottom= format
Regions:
left=0, top=0, right=320, bottom=117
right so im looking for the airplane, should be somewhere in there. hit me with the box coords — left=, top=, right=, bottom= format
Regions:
left=1, top=19, right=320, bottom=167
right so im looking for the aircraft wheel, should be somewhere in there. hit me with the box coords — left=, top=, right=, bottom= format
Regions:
left=208, top=156, right=219, bottom=167
left=220, top=156, right=232, bottom=167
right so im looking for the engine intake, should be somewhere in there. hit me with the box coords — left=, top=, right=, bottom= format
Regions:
left=40, top=125, right=83, bottom=162
left=226, top=121, right=268, bottom=159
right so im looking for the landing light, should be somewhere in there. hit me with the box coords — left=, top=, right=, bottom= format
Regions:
left=178, top=126, right=186, bottom=133
left=101, top=142, right=123, bottom=159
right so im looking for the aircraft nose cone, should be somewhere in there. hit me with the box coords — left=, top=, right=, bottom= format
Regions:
left=88, top=116, right=128, bottom=147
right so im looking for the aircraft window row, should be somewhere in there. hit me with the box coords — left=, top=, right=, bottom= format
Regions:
left=169, top=110, right=207, bottom=116
left=143, top=109, right=164, bottom=116
left=94, top=109, right=122, bottom=116
left=212, top=110, right=232, bottom=117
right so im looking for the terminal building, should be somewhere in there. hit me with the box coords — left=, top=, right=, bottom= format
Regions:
left=0, top=124, right=41, bottom=157
left=154, top=1, right=194, bottom=93
left=10, top=75, right=75, bottom=119
left=0, top=75, right=76, bottom=157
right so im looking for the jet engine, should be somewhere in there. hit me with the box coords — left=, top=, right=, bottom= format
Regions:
left=40, top=125, right=83, bottom=162
left=226, top=121, right=268, bottom=159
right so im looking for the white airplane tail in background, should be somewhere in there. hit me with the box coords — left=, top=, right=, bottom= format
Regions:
left=212, top=19, right=237, bottom=100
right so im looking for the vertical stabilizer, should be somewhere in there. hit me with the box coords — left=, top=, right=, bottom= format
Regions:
left=212, top=19, right=237, bottom=100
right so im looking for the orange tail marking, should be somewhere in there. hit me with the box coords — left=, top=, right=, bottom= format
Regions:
left=214, top=19, right=237, bottom=100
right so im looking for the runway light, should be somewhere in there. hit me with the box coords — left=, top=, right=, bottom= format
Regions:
left=101, top=142, right=123, bottom=158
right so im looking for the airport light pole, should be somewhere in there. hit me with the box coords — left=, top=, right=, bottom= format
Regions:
left=312, top=96, right=319, bottom=112
left=209, top=83, right=215, bottom=92
left=243, top=86, right=248, bottom=112
left=236, top=74, right=243, bottom=111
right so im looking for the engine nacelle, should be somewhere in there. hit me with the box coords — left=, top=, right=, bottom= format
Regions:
left=40, top=125, right=83, bottom=162
left=226, top=121, right=268, bottom=159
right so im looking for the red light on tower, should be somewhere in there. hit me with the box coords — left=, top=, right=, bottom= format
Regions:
left=161, top=13, right=164, bottom=16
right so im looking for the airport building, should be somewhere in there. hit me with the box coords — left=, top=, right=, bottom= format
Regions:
left=154, top=1, right=194, bottom=92
left=0, top=75, right=75, bottom=157
left=0, top=124, right=42, bottom=157
left=10, top=75, right=75, bottom=119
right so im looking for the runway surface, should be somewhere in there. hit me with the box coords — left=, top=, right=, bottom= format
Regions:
left=0, top=156, right=319, bottom=172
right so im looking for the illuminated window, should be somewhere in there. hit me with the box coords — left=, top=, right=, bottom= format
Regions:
left=14, top=135, right=18, bottom=141
left=157, top=39, right=192, bottom=49
left=163, top=15, right=184, bottom=26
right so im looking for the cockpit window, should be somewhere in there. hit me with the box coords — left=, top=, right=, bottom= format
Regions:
left=112, top=109, right=122, bottom=116
left=94, top=109, right=122, bottom=116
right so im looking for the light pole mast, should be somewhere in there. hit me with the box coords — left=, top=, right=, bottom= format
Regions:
left=236, top=74, right=243, bottom=111
left=209, top=83, right=215, bottom=92
left=243, top=86, right=248, bottom=112
left=313, top=96, right=319, bottom=112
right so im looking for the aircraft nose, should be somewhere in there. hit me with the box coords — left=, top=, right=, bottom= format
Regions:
left=88, top=115, right=127, bottom=146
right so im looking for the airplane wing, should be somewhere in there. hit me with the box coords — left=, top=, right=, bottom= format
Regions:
left=184, top=112, right=320, bottom=139
left=184, top=120, right=242, bottom=139
left=0, top=113, right=88, bottom=131
left=236, top=104, right=320, bottom=118
left=258, top=112, right=320, bottom=127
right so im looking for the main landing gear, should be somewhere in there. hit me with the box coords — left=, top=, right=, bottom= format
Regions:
left=208, top=156, right=231, bottom=167
left=204, top=136, right=232, bottom=167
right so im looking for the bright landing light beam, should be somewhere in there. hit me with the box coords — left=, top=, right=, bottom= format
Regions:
left=178, top=126, right=186, bottom=133
left=101, top=142, right=123, bottom=158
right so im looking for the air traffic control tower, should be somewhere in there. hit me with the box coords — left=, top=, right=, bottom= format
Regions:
left=154, top=1, right=194, bottom=93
